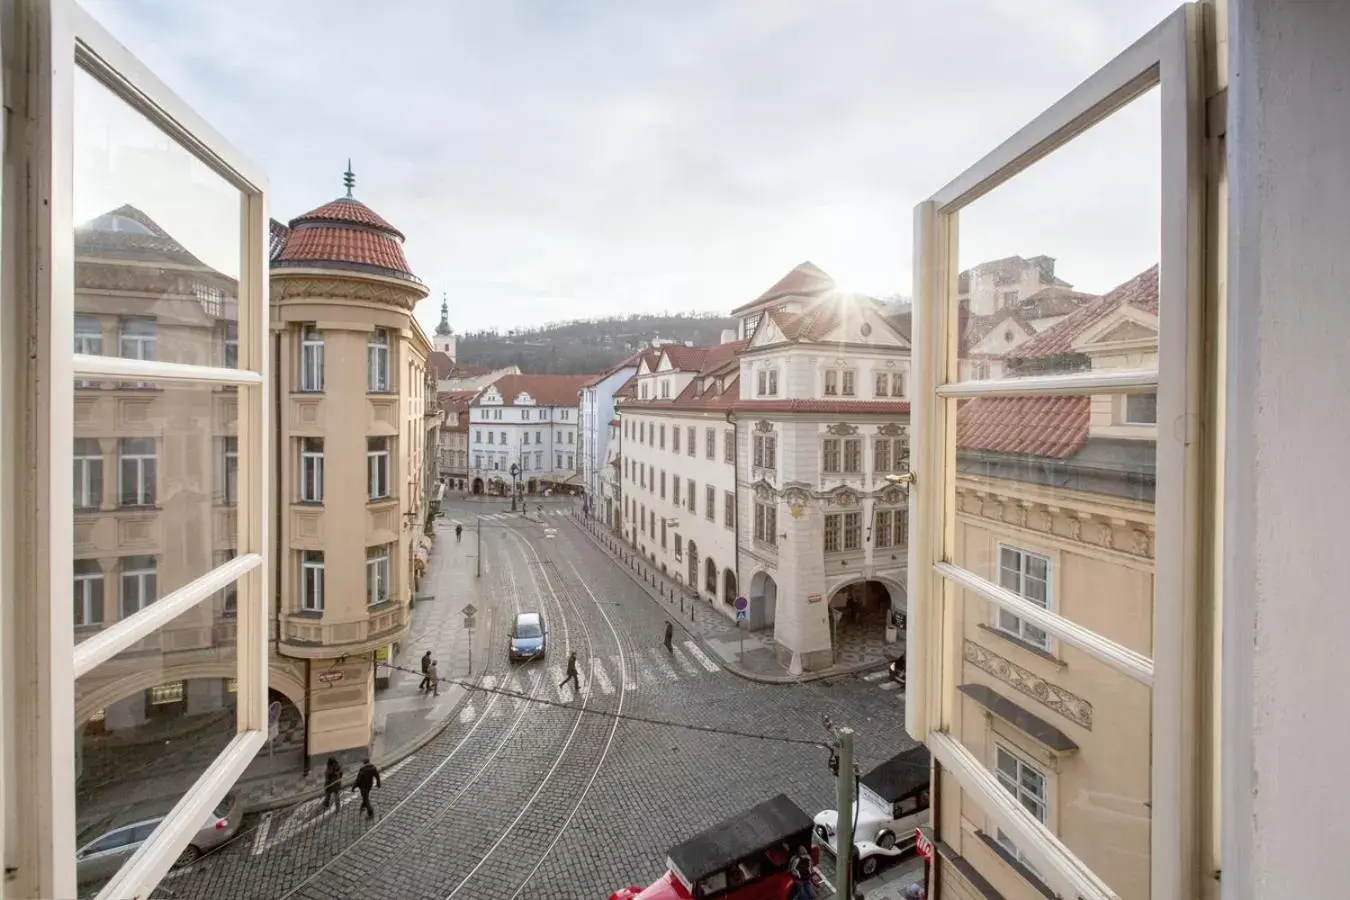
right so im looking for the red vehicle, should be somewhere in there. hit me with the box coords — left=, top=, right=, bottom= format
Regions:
left=609, top=794, right=821, bottom=900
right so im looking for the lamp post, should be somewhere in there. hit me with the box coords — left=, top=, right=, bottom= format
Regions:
left=510, top=462, right=520, bottom=512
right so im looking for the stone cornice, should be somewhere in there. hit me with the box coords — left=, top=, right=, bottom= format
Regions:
left=956, top=481, right=1154, bottom=561
left=271, top=270, right=428, bottom=312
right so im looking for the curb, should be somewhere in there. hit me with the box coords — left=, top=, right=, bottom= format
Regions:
left=563, top=514, right=894, bottom=685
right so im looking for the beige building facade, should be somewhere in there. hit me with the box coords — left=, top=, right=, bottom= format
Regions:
left=269, top=182, right=431, bottom=757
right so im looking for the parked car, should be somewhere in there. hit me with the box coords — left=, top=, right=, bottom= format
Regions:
left=815, top=744, right=931, bottom=879
left=508, top=611, right=546, bottom=661
left=609, top=793, right=820, bottom=900
left=76, top=792, right=242, bottom=884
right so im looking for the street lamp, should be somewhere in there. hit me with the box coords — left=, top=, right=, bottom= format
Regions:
left=510, top=462, right=521, bottom=512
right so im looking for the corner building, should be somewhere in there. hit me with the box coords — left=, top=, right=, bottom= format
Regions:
left=269, top=181, right=431, bottom=758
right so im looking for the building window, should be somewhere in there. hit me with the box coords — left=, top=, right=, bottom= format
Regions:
left=522, top=409, right=530, bottom=421
left=824, top=368, right=855, bottom=396
left=1001, top=290, right=1020, bottom=305
left=567, top=432, right=574, bottom=444
left=675, top=534, right=683, bottom=560
left=706, top=485, right=715, bottom=521
left=475, top=430, right=482, bottom=444
left=672, top=478, right=681, bottom=505
left=222, top=322, right=239, bottom=369
left=300, top=324, right=324, bottom=392
left=724, top=432, right=734, bottom=464
left=843, top=438, right=862, bottom=473
left=768, top=369, right=779, bottom=396
left=119, top=317, right=156, bottom=362
left=499, top=431, right=506, bottom=444
left=216, top=549, right=238, bottom=616
left=1125, top=392, right=1158, bottom=424
left=556, top=452, right=563, bottom=469
left=300, top=438, right=324, bottom=502
left=535, top=450, right=542, bottom=469
left=74, top=559, right=104, bottom=626
left=705, top=558, right=717, bottom=594
left=220, top=436, right=238, bottom=505
left=301, top=550, right=325, bottom=611
left=996, top=545, right=1051, bottom=649
left=535, top=429, right=542, bottom=443
left=994, top=744, right=1048, bottom=872
left=824, top=514, right=841, bottom=553
left=660, top=471, right=667, bottom=499
left=724, top=492, right=735, bottom=530
left=824, top=370, right=838, bottom=396
left=875, top=371, right=905, bottom=398
left=843, top=511, right=861, bottom=550
left=875, top=372, right=890, bottom=397
left=640, top=504, right=646, bottom=534
left=474, top=453, right=483, bottom=470
left=366, top=545, right=390, bottom=607
left=687, top=426, right=696, bottom=457
left=823, top=438, right=841, bottom=473
left=753, top=500, right=777, bottom=546
left=672, top=426, right=681, bottom=454
left=660, top=381, right=670, bottom=399
left=705, top=428, right=715, bottom=460
left=659, top=425, right=666, bottom=450
left=660, top=518, right=668, bottom=548
left=687, top=479, right=696, bottom=513
left=488, top=431, right=495, bottom=444
left=367, top=437, right=391, bottom=500
left=753, top=434, right=777, bottom=470
left=74, top=315, right=102, bottom=387
left=119, top=555, right=157, bottom=617
left=368, top=328, right=391, bottom=392
left=74, top=438, right=103, bottom=510
left=640, top=422, right=646, bottom=444
left=874, top=438, right=892, bottom=472
left=874, top=508, right=908, bottom=548
left=118, top=437, right=156, bottom=507
left=566, top=453, right=573, bottom=470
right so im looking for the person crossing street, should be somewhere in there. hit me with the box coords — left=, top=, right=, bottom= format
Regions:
left=559, top=650, right=581, bottom=694
left=455, top=523, right=463, bottom=543
left=351, top=758, right=381, bottom=820
left=663, top=620, right=674, bottom=654
left=418, top=650, right=432, bottom=693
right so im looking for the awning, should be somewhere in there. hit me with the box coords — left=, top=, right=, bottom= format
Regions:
left=958, top=684, right=1078, bottom=752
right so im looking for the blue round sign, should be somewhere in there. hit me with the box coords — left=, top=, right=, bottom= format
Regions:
left=734, top=596, right=748, bottom=611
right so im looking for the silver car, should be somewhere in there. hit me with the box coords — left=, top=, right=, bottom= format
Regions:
left=76, top=792, right=242, bottom=884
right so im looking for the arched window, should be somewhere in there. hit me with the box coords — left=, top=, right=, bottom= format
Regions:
left=705, top=557, right=718, bottom=594
left=723, top=569, right=738, bottom=606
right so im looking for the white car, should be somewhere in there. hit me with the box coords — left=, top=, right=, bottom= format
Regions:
left=814, top=745, right=931, bottom=879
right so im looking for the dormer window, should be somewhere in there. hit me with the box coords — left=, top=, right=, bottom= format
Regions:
left=1123, top=393, right=1158, bottom=425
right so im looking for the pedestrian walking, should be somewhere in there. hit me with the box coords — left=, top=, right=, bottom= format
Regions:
left=322, top=757, right=343, bottom=811
left=789, top=846, right=814, bottom=900
left=455, top=523, right=463, bottom=543
left=427, top=659, right=440, bottom=697
left=351, top=758, right=381, bottom=820
left=559, top=650, right=581, bottom=693
left=418, top=650, right=432, bottom=693
left=663, top=621, right=674, bottom=654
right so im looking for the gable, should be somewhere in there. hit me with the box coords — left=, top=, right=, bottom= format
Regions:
left=748, top=314, right=788, bottom=350
left=1094, top=320, right=1157, bottom=343
left=1072, top=305, right=1160, bottom=352
left=969, top=318, right=1033, bottom=356
left=814, top=303, right=912, bottom=349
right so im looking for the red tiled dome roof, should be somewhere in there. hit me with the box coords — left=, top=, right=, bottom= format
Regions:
left=272, top=194, right=421, bottom=284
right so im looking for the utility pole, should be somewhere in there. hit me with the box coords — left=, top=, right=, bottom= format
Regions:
left=837, top=726, right=856, bottom=900
left=476, top=515, right=482, bottom=577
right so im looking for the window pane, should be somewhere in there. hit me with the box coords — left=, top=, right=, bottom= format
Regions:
left=73, top=68, right=243, bottom=367
left=953, top=89, right=1160, bottom=385
left=949, top=380, right=1157, bottom=893
left=74, top=380, right=241, bottom=645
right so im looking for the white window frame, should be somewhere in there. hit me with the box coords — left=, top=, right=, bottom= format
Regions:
left=117, top=437, right=156, bottom=507
left=753, top=499, right=777, bottom=547
left=907, top=8, right=1206, bottom=900
left=221, top=435, right=238, bottom=505
left=301, top=551, right=325, bottom=611
left=367, top=436, right=391, bottom=500
left=7, top=6, right=275, bottom=896
left=299, top=438, right=324, bottom=502
left=74, top=313, right=101, bottom=386
left=73, top=559, right=105, bottom=626
left=299, top=324, right=324, bottom=392
left=994, top=743, right=1050, bottom=875
left=74, top=437, right=103, bottom=509
left=1124, top=391, right=1159, bottom=425
left=994, top=544, right=1053, bottom=651
left=366, top=545, right=390, bottom=607
left=367, top=327, right=390, bottom=392
left=118, top=555, right=157, bottom=617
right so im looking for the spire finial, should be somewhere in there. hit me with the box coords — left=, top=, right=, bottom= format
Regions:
left=343, top=159, right=355, bottom=198
left=435, top=291, right=452, bottom=336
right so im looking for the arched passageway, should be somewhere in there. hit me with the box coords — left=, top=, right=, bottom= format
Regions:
left=704, top=558, right=718, bottom=596
left=723, top=569, right=738, bottom=606
left=472, top=477, right=484, bottom=494
left=827, top=578, right=905, bottom=663
left=748, top=571, right=777, bottom=631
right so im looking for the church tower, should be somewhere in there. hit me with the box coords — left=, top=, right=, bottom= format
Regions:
left=433, top=292, right=457, bottom=359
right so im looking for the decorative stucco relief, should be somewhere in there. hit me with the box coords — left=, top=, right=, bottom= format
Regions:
left=754, top=419, right=775, bottom=434
left=964, top=639, right=1093, bottom=730
left=826, top=423, right=859, bottom=436
left=271, top=275, right=424, bottom=311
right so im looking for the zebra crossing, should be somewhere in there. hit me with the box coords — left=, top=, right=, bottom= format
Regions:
left=449, top=509, right=575, bottom=525
left=457, top=641, right=720, bottom=723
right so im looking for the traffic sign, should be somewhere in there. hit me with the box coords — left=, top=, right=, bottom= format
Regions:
left=734, top=596, right=748, bottom=612
left=735, top=610, right=747, bottom=621
left=462, top=603, right=478, bottom=617
left=915, top=827, right=935, bottom=861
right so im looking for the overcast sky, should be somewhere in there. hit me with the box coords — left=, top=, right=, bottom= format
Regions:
left=79, top=0, right=1176, bottom=334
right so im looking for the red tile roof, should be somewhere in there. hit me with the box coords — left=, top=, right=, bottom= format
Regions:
left=437, top=390, right=475, bottom=411
left=273, top=195, right=421, bottom=284
left=662, top=344, right=711, bottom=372
left=77, top=205, right=210, bottom=269
left=581, top=351, right=647, bottom=388
left=478, top=373, right=591, bottom=408
left=429, top=352, right=494, bottom=381
left=731, top=261, right=836, bottom=315
left=1009, top=265, right=1158, bottom=361
left=955, top=395, right=1090, bottom=459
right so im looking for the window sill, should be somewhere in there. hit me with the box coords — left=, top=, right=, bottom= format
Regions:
left=367, top=390, right=395, bottom=397
left=367, top=496, right=398, bottom=506
left=291, top=609, right=324, bottom=619
left=974, top=831, right=1056, bottom=900
left=295, top=500, right=324, bottom=508
left=978, top=624, right=1065, bottom=668
left=116, top=504, right=160, bottom=514
left=366, top=600, right=397, bottom=614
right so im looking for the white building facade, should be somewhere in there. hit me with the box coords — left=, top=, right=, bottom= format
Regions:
left=579, top=354, right=643, bottom=513
left=468, top=373, right=589, bottom=495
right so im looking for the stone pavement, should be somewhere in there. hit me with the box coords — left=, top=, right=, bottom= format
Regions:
left=233, top=520, right=494, bottom=811
left=568, top=511, right=895, bottom=683
left=852, top=855, right=926, bottom=899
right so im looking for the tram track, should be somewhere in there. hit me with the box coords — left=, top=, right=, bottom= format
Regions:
left=442, top=520, right=635, bottom=899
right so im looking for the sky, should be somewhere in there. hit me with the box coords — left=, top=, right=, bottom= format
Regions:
left=79, top=0, right=1178, bottom=335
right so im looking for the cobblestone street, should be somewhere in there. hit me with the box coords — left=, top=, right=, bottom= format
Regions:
left=146, top=498, right=917, bottom=900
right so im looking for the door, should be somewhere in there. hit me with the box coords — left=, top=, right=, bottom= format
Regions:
left=904, top=7, right=1209, bottom=900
